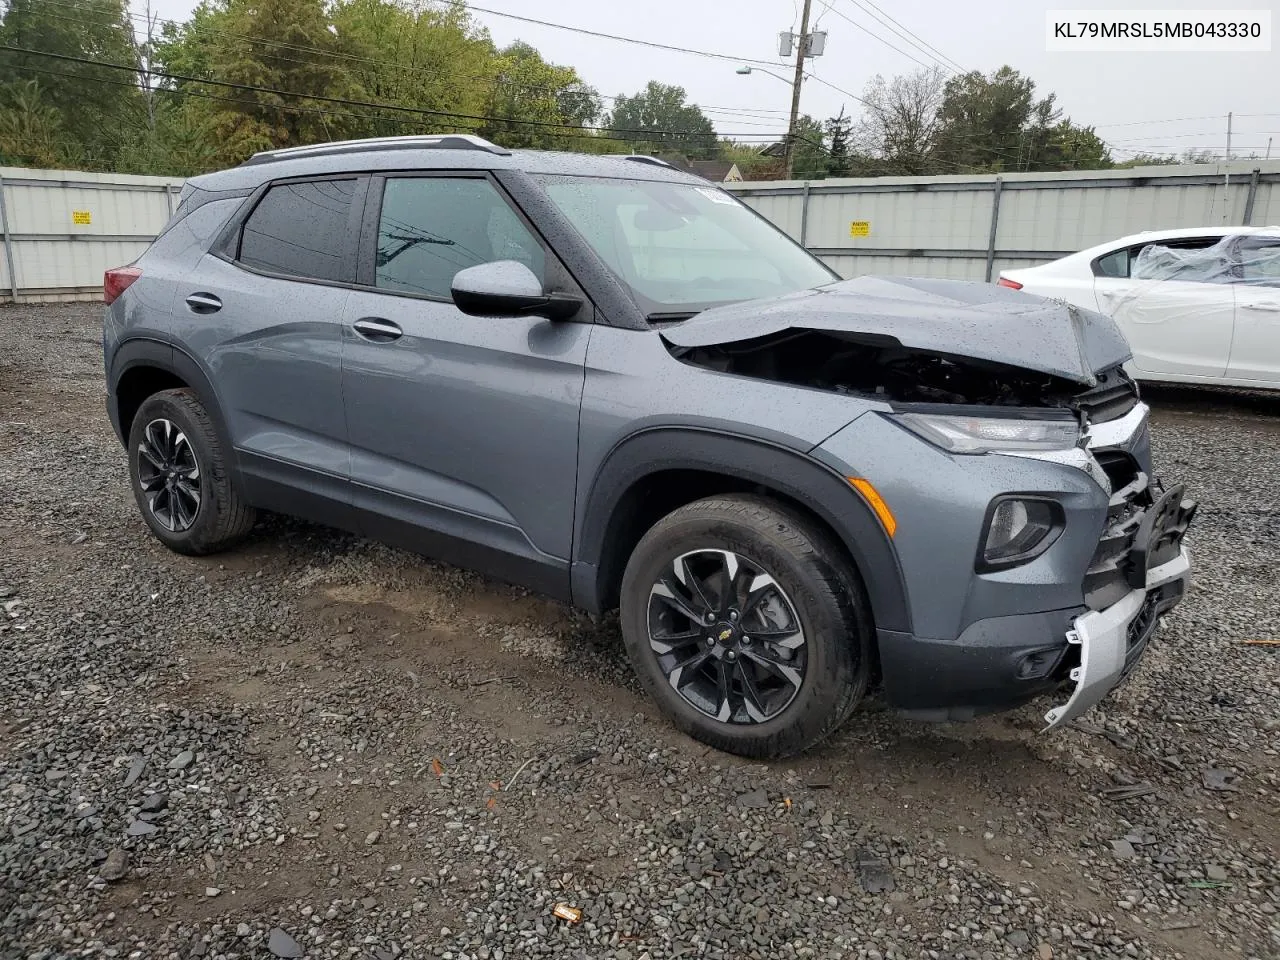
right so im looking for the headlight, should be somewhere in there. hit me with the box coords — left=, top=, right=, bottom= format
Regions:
left=890, top=412, right=1082, bottom=454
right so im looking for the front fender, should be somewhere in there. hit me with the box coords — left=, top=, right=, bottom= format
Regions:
left=572, top=426, right=910, bottom=633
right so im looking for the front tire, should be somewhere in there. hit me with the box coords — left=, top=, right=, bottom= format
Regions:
left=619, top=495, right=872, bottom=759
left=127, top=389, right=256, bottom=556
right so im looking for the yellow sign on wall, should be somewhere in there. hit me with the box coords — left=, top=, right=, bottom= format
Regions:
left=72, top=211, right=92, bottom=225
left=849, top=220, right=871, bottom=238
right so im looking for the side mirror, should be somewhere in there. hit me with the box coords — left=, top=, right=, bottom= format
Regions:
left=451, top=260, right=583, bottom=321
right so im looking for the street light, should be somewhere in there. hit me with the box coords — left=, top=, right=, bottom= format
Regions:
left=735, top=65, right=802, bottom=179
left=735, top=65, right=792, bottom=85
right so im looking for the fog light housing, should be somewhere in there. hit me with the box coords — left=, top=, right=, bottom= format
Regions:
left=978, top=497, right=1062, bottom=570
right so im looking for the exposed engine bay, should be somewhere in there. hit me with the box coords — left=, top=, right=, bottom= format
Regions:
left=667, top=329, right=1084, bottom=408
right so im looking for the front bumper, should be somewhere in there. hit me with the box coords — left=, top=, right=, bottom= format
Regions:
left=1042, top=545, right=1190, bottom=729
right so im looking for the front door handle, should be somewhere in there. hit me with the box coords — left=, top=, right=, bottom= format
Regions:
left=185, top=292, right=222, bottom=313
left=1241, top=301, right=1280, bottom=312
left=352, top=318, right=403, bottom=342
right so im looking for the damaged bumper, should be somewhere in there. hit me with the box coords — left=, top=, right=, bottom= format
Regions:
left=1043, top=545, right=1190, bottom=729
left=813, top=385, right=1195, bottom=728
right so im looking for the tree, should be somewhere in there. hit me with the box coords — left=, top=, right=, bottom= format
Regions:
left=931, top=66, right=1035, bottom=172
left=604, top=81, right=717, bottom=158
left=789, top=115, right=828, bottom=180
left=824, top=108, right=853, bottom=177
left=480, top=41, right=598, bottom=150
left=331, top=0, right=496, bottom=140
left=930, top=65, right=1110, bottom=173
left=718, top=140, right=783, bottom=180
left=1113, top=152, right=1179, bottom=168
left=854, top=66, right=946, bottom=175
left=0, top=0, right=144, bottom=166
left=155, top=0, right=363, bottom=165
left=0, top=80, right=68, bottom=167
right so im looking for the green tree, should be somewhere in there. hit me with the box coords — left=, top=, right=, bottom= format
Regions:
left=604, top=81, right=717, bottom=158
left=930, top=65, right=1110, bottom=173
left=933, top=66, right=1037, bottom=172
left=115, top=99, right=222, bottom=175
left=1113, top=152, right=1179, bottom=168
left=331, top=0, right=496, bottom=139
left=155, top=0, right=363, bottom=164
left=0, top=79, right=69, bottom=166
left=717, top=140, right=783, bottom=180
left=0, top=0, right=144, bottom=166
left=824, top=108, right=853, bottom=177
left=789, top=115, right=828, bottom=180
left=481, top=41, right=598, bottom=149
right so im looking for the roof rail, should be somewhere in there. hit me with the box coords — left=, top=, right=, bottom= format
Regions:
left=623, top=155, right=675, bottom=168
left=242, top=134, right=511, bottom=166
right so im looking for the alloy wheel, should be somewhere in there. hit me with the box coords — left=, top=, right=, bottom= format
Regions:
left=136, top=418, right=201, bottom=532
left=646, top=548, right=807, bottom=724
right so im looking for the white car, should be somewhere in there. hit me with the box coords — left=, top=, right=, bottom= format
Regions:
left=998, top=226, right=1280, bottom=390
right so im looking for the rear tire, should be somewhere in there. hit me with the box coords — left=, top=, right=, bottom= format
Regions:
left=127, top=389, right=256, bottom=556
left=619, top=494, right=872, bottom=759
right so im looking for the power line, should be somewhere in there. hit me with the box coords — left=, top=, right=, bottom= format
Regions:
left=15, top=0, right=794, bottom=122
left=847, top=0, right=965, bottom=72
left=803, top=70, right=870, bottom=108
left=1, top=45, right=793, bottom=141
left=424, top=0, right=783, bottom=67
left=6, top=61, right=801, bottom=162
left=821, top=1, right=941, bottom=73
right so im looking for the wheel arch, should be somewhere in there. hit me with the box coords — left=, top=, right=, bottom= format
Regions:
left=573, top=428, right=911, bottom=634
left=108, top=338, right=241, bottom=483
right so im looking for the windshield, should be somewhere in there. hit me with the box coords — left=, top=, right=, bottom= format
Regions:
left=536, top=175, right=838, bottom=318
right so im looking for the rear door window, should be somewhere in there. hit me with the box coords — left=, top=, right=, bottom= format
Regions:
left=237, top=179, right=359, bottom=283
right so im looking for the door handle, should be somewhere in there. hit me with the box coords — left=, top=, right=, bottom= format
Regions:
left=1241, top=301, right=1280, bottom=312
left=352, top=318, right=403, bottom=342
left=185, top=292, right=222, bottom=313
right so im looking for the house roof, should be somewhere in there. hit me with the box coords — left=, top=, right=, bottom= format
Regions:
left=652, top=154, right=740, bottom=181
left=688, top=160, right=738, bottom=181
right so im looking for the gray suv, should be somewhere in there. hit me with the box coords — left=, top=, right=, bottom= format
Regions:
left=103, top=135, right=1195, bottom=758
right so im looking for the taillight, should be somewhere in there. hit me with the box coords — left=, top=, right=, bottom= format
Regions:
left=104, top=266, right=142, bottom=305
left=996, top=277, right=1023, bottom=290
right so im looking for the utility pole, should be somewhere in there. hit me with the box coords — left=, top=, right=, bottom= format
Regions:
left=1267, top=137, right=1273, bottom=160
left=784, top=0, right=814, bottom=181
left=1223, top=111, right=1232, bottom=223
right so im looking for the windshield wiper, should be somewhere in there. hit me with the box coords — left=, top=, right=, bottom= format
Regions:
left=646, top=311, right=700, bottom=324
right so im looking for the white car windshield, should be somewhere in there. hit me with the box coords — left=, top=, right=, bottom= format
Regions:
left=537, top=175, right=838, bottom=318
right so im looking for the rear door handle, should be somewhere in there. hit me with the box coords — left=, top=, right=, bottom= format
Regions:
left=352, top=318, right=403, bottom=342
left=185, top=292, right=222, bottom=313
left=1241, top=301, right=1280, bottom=312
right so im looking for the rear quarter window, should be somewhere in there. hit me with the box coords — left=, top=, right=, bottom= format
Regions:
left=237, top=179, right=358, bottom=283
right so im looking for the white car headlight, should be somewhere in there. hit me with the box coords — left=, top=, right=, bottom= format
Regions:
left=890, top=412, right=1083, bottom=454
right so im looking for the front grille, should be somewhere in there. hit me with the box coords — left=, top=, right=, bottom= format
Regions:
left=1074, top=368, right=1139, bottom=424
left=1094, top=450, right=1142, bottom=491
left=1082, top=405, right=1154, bottom=611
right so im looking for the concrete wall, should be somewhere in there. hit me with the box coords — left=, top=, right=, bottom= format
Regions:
left=0, top=167, right=183, bottom=303
left=726, top=161, right=1280, bottom=281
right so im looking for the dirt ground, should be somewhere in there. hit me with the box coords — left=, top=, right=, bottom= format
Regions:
left=1, top=303, right=1277, bottom=960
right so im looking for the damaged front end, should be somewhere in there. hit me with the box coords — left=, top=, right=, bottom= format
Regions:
left=667, top=328, right=1097, bottom=410
left=663, top=275, right=1195, bottom=731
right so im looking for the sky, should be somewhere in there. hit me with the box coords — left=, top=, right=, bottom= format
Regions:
left=144, top=0, right=1280, bottom=161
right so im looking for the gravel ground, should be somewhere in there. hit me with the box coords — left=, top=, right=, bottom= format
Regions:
left=1, top=302, right=1276, bottom=960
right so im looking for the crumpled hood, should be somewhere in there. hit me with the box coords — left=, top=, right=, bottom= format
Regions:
left=662, top=275, right=1132, bottom=385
